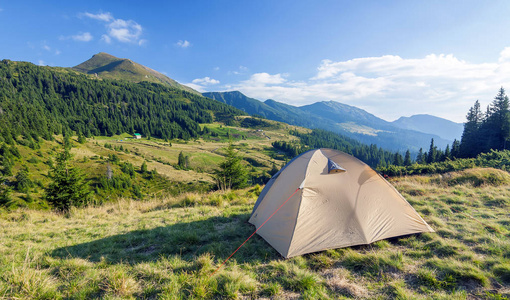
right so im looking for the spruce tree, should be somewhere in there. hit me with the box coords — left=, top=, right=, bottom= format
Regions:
left=427, top=139, right=437, bottom=163
left=393, top=152, right=404, bottom=166
left=404, top=150, right=412, bottom=166
left=14, top=165, right=32, bottom=192
left=416, top=148, right=424, bottom=164
left=45, top=147, right=90, bottom=212
left=140, top=161, right=148, bottom=174
left=178, top=151, right=187, bottom=169
left=460, top=100, right=483, bottom=157
left=0, top=175, right=12, bottom=206
left=490, top=87, right=510, bottom=149
left=214, top=142, right=248, bottom=190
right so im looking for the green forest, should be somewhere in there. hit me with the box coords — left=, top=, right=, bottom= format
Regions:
left=0, top=60, right=243, bottom=142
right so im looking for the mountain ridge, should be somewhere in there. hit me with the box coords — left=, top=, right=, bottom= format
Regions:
left=72, top=52, right=199, bottom=95
left=391, top=114, right=464, bottom=141
left=203, top=91, right=455, bottom=152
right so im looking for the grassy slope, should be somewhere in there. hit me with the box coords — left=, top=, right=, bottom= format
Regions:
left=5, top=119, right=301, bottom=207
left=1, top=169, right=510, bottom=299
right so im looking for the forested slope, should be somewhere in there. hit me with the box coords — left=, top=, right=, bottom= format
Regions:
left=0, top=60, right=244, bottom=143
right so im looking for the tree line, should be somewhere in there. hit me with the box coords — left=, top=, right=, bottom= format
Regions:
left=460, top=87, right=510, bottom=157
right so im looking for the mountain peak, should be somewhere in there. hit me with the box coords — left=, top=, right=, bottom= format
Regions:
left=72, top=53, right=199, bottom=94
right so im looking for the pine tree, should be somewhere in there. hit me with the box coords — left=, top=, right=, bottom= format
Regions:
left=404, top=150, right=412, bottom=166
left=443, top=144, right=451, bottom=161
left=14, top=165, right=32, bottom=192
left=460, top=100, right=483, bottom=157
left=213, top=142, right=248, bottom=190
left=416, top=148, right=424, bottom=164
left=0, top=175, right=12, bottom=206
left=427, top=139, right=437, bottom=163
left=393, top=152, right=404, bottom=166
left=45, top=147, right=90, bottom=212
left=490, top=87, right=510, bottom=149
left=178, top=151, right=187, bottom=169
left=140, top=161, right=148, bottom=174
left=451, top=139, right=461, bottom=158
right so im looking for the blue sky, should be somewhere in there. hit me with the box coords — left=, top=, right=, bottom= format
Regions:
left=2, top=1, right=510, bottom=122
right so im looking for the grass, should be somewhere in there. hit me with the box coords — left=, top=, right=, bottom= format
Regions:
left=1, top=168, right=510, bottom=298
left=2, top=123, right=295, bottom=209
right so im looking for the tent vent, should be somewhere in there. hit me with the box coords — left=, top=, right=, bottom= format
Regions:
left=328, top=159, right=346, bottom=174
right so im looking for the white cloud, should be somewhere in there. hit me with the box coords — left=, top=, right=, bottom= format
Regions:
left=107, top=19, right=142, bottom=43
left=43, top=45, right=51, bottom=51
left=101, top=34, right=111, bottom=44
left=82, top=12, right=113, bottom=22
left=229, top=65, right=249, bottom=75
left=192, top=77, right=220, bottom=85
left=82, top=11, right=145, bottom=45
left=38, top=60, right=45, bottom=66
left=72, top=32, right=93, bottom=42
left=186, top=77, right=220, bottom=92
left=176, top=40, right=191, bottom=48
left=225, top=48, right=510, bottom=122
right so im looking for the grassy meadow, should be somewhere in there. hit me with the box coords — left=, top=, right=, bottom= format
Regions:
left=3, top=119, right=302, bottom=209
left=1, top=168, right=510, bottom=299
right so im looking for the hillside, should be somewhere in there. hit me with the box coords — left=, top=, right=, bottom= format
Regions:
left=203, top=91, right=452, bottom=152
left=0, top=60, right=243, bottom=143
left=1, top=168, right=509, bottom=299
left=392, top=114, right=464, bottom=141
left=0, top=118, right=303, bottom=209
left=72, top=52, right=199, bottom=94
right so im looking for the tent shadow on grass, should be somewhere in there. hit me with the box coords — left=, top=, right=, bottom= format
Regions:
left=50, top=212, right=281, bottom=265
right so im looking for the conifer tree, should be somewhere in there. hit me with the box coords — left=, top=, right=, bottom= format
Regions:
left=393, top=152, right=404, bottom=166
left=490, top=87, right=510, bottom=149
left=404, top=150, right=412, bottom=166
left=140, top=161, right=148, bottom=174
left=0, top=175, right=12, bottom=206
left=214, top=142, right=248, bottom=190
left=427, top=139, right=437, bottom=163
left=14, top=165, right=32, bottom=192
left=443, top=144, right=451, bottom=161
left=416, top=148, right=424, bottom=164
left=45, top=147, right=90, bottom=212
left=178, top=151, right=188, bottom=169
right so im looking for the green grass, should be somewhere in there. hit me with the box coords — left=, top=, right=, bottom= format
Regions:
left=1, top=169, right=510, bottom=298
left=1, top=124, right=293, bottom=209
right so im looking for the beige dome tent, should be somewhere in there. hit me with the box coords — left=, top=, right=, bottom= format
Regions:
left=249, top=148, right=433, bottom=258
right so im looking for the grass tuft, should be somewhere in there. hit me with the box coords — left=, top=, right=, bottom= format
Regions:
left=493, top=263, right=510, bottom=283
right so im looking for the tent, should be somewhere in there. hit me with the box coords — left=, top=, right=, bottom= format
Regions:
left=249, top=148, right=433, bottom=258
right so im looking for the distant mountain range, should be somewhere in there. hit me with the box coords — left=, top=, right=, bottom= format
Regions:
left=203, top=91, right=463, bottom=152
left=73, top=52, right=199, bottom=95
left=69, top=53, right=464, bottom=152
left=391, top=114, right=463, bottom=141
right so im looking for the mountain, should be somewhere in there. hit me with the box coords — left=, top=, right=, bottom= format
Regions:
left=0, top=60, right=243, bottom=142
left=72, top=52, right=199, bottom=94
left=203, top=92, right=337, bottom=131
left=392, top=114, right=464, bottom=141
left=203, top=91, right=452, bottom=152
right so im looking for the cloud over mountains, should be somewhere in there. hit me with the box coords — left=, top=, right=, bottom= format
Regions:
left=217, top=48, right=510, bottom=122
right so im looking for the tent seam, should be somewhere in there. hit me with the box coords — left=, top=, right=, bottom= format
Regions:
left=285, top=149, right=322, bottom=257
